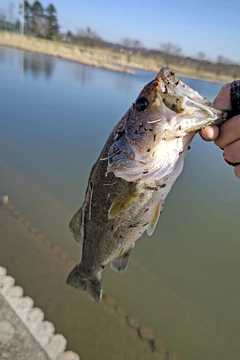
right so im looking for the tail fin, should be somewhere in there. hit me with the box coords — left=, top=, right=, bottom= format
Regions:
left=66, top=264, right=102, bottom=304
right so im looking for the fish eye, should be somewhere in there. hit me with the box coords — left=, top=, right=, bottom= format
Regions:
left=135, top=97, right=149, bottom=112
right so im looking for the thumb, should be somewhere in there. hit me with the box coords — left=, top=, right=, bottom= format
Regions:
left=200, top=125, right=219, bottom=141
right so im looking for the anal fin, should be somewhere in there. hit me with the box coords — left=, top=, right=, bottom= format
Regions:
left=147, top=200, right=164, bottom=236
left=111, top=247, right=133, bottom=272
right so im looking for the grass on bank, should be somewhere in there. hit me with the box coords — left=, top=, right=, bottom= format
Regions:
left=0, top=31, right=235, bottom=83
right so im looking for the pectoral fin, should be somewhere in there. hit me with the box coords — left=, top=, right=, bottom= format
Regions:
left=108, top=183, right=138, bottom=218
left=147, top=200, right=164, bottom=236
left=111, top=247, right=133, bottom=272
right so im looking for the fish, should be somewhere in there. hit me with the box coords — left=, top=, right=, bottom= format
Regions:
left=67, top=67, right=227, bottom=303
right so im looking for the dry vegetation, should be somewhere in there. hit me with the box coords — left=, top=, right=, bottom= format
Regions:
left=0, top=1, right=239, bottom=82
left=0, top=31, right=238, bottom=83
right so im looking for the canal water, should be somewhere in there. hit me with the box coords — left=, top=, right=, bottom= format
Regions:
left=0, top=47, right=240, bottom=360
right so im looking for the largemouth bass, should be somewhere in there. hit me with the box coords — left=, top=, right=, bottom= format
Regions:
left=67, top=67, right=227, bottom=303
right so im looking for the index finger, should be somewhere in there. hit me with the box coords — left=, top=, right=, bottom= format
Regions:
left=212, top=83, right=232, bottom=110
left=215, top=115, right=240, bottom=149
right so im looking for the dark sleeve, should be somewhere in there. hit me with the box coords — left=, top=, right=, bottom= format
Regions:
left=230, top=80, right=240, bottom=114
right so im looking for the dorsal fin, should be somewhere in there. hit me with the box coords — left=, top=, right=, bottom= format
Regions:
left=69, top=208, right=84, bottom=263
left=147, top=200, right=164, bottom=236
left=69, top=208, right=83, bottom=244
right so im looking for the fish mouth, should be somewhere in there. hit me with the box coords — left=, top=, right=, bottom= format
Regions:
left=107, top=67, right=228, bottom=182
left=155, top=67, right=227, bottom=136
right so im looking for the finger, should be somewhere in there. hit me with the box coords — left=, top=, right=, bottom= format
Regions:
left=212, top=83, right=232, bottom=110
left=200, top=125, right=219, bottom=141
left=223, top=140, right=240, bottom=164
left=234, top=164, right=240, bottom=178
left=215, top=115, right=240, bottom=148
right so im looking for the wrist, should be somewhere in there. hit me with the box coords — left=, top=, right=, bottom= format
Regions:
left=230, top=80, right=240, bottom=114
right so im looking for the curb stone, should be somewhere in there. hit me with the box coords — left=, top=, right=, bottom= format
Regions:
left=0, top=266, right=80, bottom=360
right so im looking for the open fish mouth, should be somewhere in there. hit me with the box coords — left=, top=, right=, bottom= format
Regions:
left=107, top=67, right=228, bottom=182
left=158, top=67, right=224, bottom=132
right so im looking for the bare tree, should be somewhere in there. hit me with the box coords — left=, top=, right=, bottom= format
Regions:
left=215, top=55, right=232, bottom=75
left=198, top=52, right=205, bottom=61
left=8, top=2, right=14, bottom=23
left=76, top=26, right=103, bottom=47
left=216, top=55, right=232, bottom=65
left=120, top=38, right=142, bottom=50
left=231, top=64, right=240, bottom=79
left=160, top=42, right=182, bottom=65
left=120, top=37, right=142, bottom=60
left=121, top=37, right=133, bottom=48
left=0, top=10, right=6, bottom=21
left=196, top=51, right=206, bottom=72
left=133, top=39, right=141, bottom=49
left=132, top=39, right=143, bottom=54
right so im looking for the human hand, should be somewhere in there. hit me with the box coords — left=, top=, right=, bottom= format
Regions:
left=200, top=82, right=240, bottom=178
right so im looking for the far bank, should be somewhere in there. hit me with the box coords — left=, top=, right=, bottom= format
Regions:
left=0, top=31, right=236, bottom=83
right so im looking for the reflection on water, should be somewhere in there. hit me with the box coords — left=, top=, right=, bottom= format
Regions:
left=0, top=47, right=240, bottom=360
left=0, top=48, right=55, bottom=79
left=0, top=48, right=7, bottom=62
left=23, top=53, right=55, bottom=79
left=72, top=63, right=94, bottom=84
left=114, top=74, right=135, bottom=91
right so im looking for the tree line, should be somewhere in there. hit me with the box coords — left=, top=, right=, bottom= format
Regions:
left=66, top=31, right=240, bottom=79
left=21, top=1, right=59, bottom=39
left=0, top=1, right=239, bottom=78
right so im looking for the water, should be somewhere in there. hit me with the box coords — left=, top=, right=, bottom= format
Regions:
left=1, top=47, right=240, bottom=360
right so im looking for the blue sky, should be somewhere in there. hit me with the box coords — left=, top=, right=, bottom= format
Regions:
left=1, top=0, right=240, bottom=63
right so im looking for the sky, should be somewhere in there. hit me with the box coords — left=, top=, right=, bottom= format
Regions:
left=1, top=0, right=240, bottom=63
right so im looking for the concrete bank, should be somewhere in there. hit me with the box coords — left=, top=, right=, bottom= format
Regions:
left=0, top=267, right=79, bottom=360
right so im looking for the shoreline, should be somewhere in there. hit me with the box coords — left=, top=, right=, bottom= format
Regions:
left=0, top=266, right=79, bottom=360
left=0, top=31, right=234, bottom=83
